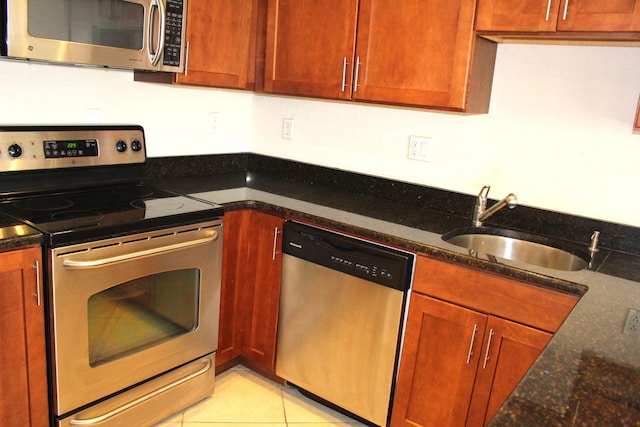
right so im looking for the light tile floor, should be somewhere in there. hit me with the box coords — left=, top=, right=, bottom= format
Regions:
left=154, top=365, right=367, bottom=427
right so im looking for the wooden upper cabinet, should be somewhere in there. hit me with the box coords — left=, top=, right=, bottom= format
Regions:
left=264, top=0, right=497, bottom=113
left=174, top=0, right=260, bottom=89
left=476, top=0, right=640, bottom=32
left=264, top=0, right=359, bottom=100
left=557, top=0, right=640, bottom=31
left=354, top=0, right=494, bottom=112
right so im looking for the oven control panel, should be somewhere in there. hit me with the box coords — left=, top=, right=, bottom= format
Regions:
left=0, top=126, right=146, bottom=172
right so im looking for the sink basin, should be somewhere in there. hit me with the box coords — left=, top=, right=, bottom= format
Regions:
left=442, top=227, right=590, bottom=271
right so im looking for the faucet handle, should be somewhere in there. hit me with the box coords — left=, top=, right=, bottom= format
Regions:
left=477, top=185, right=491, bottom=207
left=589, top=231, right=600, bottom=252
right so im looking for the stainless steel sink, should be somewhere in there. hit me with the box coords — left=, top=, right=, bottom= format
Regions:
left=442, top=227, right=590, bottom=271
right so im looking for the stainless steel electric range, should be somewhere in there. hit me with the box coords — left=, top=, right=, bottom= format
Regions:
left=0, top=125, right=224, bottom=427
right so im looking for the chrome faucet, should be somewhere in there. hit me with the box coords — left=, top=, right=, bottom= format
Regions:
left=472, top=185, right=518, bottom=227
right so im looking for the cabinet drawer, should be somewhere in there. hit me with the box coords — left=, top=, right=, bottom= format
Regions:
left=413, top=256, right=579, bottom=332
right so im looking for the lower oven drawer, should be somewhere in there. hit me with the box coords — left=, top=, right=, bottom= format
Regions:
left=57, top=354, right=216, bottom=427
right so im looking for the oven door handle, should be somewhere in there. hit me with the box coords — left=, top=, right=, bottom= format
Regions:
left=68, top=357, right=213, bottom=425
left=62, top=233, right=218, bottom=268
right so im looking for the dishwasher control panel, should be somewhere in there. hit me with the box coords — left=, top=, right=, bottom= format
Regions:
left=283, top=221, right=415, bottom=291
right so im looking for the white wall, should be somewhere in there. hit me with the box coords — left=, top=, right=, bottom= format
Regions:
left=1, top=44, right=640, bottom=227
left=0, top=60, right=254, bottom=156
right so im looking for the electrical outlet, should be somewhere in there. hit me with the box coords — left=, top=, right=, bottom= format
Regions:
left=623, top=308, right=640, bottom=336
left=408, top=135, right=432, bottom=162
left=209, top=113, right=220, bottom=133
left=282, top=118, right=294, bottom=140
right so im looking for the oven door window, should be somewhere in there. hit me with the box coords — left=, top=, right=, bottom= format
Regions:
left=88, top=268, right=200, bottom=366
left=28, top=0, right=144, bottom=50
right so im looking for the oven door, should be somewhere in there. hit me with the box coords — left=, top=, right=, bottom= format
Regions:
left=49, top=220, right=222, bottom=416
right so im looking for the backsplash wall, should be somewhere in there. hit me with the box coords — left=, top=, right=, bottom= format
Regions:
left=1, top=44, right=639, bottom=227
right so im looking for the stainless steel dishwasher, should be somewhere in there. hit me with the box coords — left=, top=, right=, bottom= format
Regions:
left=276, top=221, right=415, bottom=427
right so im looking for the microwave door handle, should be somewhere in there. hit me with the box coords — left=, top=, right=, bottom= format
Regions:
left=148, top=0, right=166, bottom=66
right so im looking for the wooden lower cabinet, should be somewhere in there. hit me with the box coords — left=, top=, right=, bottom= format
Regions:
left=391, top=294, right=488, bottom=427
left=217, top=210, right=247, bottom=367
left=390, top=256, right=578, bottom=427
left=391, top=294, right=552, bottom=427
left=466, top=316, right=552, bottom=426
left=0, top=247, right=49, bottom=427
left=218, top=210, right=284, bottom=373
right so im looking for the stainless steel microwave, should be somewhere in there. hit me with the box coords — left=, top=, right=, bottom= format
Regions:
left=1, top=0, right=186, bottom=72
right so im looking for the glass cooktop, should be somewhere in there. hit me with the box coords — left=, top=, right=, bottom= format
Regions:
left=0, top=183, right=223, bottom=247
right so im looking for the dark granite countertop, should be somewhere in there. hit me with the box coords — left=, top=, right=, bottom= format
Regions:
left=146, top=154, right=640, bottom=427
left=0, top=211, right=42, bottom=252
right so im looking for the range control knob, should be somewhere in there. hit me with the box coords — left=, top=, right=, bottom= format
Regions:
left=8, top=144, right=23, bottom=158
left=131, top=140, right=142, bottom=152
left=115, top=140, right=128, bottom=153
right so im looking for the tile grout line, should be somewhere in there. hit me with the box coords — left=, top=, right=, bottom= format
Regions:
left=281, top=383, right=289, bottom=426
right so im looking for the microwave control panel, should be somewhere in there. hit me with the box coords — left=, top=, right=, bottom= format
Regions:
left=163, top=0, right=185, bottom=67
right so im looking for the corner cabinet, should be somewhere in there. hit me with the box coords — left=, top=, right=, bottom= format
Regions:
left=476, top=0, right=640, bottom=33
left=264, top=0, right=497, bottom=113
left=0, top=247, right=49, bottom=427
left=390, top=256, right=579, bottom=427
left=218, top=210, right=284, bottom=374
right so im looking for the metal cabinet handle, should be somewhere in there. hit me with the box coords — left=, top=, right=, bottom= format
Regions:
left=466, top=324, right=479, bottom=364
left=184, top=41, right=190, bottom=76
left=562, top=0, right=570, bottom=20
left=341, top=57, right=348, bottom=92
left=272, top=227, right=282, bottom=261
left=63, top=233, right=218, bottom=268
left=33, top=260, right=41, bottom=306
left=148, top=0, right=166, bottom=66
left=482, top=329, right=495, bottom=369
left=545, top=0, right=552, bottom=21
left=353, top=57, right=361, bottom=93
left=69, top=358, right=212, bottom=425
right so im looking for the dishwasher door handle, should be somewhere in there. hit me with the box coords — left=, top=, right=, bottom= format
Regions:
left=272, top=227, right=282, bottom=260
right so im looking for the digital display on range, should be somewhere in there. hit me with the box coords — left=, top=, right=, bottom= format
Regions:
left=44, top=139, right=99, bottom=158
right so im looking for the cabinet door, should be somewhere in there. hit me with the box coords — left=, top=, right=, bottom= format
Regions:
left=556, top=0, right=640, bottom=31
left=217, top=211, right=248, bottom=367
left=466, top=316, right=552, bottom=427
left=264, top=0, right=359, bottom=100
left=355, top=0, right=494, bottom=112
left=0, top=248, right=49, bottom=427
left=175, top=0, right=259, bottom=89
left=476, top=0, right=640, bottom=32
left=240, top=211, right=284, bottom=371
left=475, top=0, right=561, bottom=32
left=391, top=294, right=487, bottom=427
